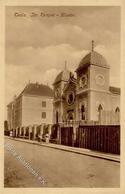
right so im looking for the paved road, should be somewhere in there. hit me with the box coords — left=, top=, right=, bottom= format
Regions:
left=4, top=137, right=120, bottom=188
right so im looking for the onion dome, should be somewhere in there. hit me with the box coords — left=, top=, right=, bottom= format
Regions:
left=53, top=62, right=71, bottom=85
left=76, top=41, right=110, bottom=72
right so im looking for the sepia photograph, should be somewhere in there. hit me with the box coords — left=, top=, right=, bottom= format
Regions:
left=4, top=5, right=121, bottom=189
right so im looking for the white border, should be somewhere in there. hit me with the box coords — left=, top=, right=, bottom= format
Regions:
left=0, top=1, right=125, bottom=194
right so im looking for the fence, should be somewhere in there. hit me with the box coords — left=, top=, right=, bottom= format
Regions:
left=60, top=127, right=73, bottom=146
left=76, top=125, right=120, bottom=154
left=7, top=123, right=120, bottom=154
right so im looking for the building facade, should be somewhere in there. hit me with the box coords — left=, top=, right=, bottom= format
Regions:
left=53, top=44, right=120, bottom=125
left=7, top=83, right=54, bottom=130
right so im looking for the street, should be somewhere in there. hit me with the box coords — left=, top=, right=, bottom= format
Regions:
left=4, top=137, right=120, bottom=188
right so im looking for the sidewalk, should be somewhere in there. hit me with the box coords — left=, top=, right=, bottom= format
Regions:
left=6, top=136, right=120, bottom=163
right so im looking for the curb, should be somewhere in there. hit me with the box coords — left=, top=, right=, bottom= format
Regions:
left=6, top=136, right=120, bottom=163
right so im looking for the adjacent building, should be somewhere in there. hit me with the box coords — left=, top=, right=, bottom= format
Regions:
left=7, top=83, right=54, bottom=130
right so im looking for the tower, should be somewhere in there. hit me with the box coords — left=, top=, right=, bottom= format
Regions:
left=75, top=41, right=110, bottom=122
left=53, top=62, right=71, bottom=123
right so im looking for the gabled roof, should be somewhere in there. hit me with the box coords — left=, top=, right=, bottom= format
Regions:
left=22, top=83, right=53, bottom=97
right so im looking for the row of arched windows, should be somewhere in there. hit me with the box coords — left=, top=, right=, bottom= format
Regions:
left=98, top=104, right=120, bottom=113
left=80, top=104, right=120, bottom=121
left=55, top=105, right=120, bottom=123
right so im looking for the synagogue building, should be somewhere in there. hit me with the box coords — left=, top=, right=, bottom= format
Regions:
left=53, top=41, right=120, bottom=125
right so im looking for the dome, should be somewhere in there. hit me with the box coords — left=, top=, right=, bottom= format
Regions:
left=53, top=69, right=71, bottom=85
left=76, top=51, right=109, bottom=72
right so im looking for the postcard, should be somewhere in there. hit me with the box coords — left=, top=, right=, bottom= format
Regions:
left=0, top=0, right=125, bottom=194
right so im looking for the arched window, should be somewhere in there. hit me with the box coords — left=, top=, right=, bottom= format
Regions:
left=115, top=107, right=120, bottom=113
left=98, top=104, right=103, bottom=112
left=115, top=107, right=120, bottom=124
left=56, top=111, right=58, bottom=124
left=98, top=104, right=103, bottom=124
left=81, top=105, right=85, bottom=120
left=68, top=112, right=73, bottom=120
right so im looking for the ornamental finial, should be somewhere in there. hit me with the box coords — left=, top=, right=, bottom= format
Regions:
left=92, top=40, right=94, bottom=52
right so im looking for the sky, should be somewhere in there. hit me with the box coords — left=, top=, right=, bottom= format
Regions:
left=5, top=6, right=121, bottom=106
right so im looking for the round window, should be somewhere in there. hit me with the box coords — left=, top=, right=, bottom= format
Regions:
left=67, top=92, right=75, bottom=105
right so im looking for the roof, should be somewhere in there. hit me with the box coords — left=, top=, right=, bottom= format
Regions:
left=53, top=69, right=71, bottom=85
left=76, top=51, right=109, bottom=72
left=22, top=83, right=53, bottom=97
left=109, top=86, right=120, bottom=95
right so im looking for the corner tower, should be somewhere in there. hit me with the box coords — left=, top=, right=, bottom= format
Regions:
left=76, top=41, right=110, bottom=122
